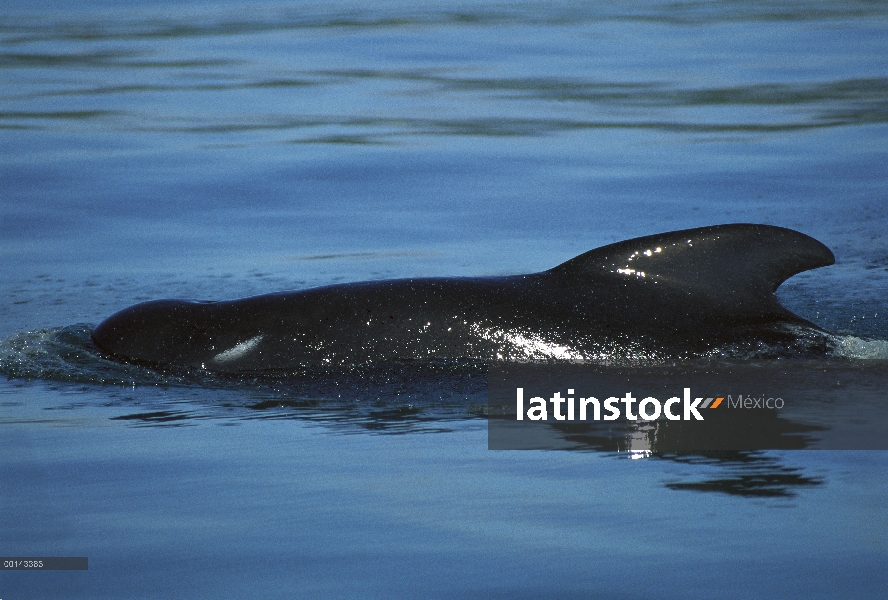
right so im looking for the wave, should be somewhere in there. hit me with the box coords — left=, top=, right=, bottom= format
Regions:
left=0, top=324, right=192, bottom=386
left=828, top=335, right=888, bottom=360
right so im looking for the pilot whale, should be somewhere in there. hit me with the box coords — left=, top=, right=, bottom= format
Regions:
left=91, top=224, right=836, bottom=373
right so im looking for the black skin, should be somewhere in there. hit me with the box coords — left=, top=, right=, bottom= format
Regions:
left=91, top=224, right=836, bottom=373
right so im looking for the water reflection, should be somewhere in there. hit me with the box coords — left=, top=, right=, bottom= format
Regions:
left=101, top=396, right=827, bottom=497
left=111, top=409, right=197, bottom=425
left=662, top=452, right=823, bottom=498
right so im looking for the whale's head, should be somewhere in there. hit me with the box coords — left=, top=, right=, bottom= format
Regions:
left=91, top=299, right=252, bottom=370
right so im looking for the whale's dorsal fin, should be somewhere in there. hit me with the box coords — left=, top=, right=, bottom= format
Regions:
left=551, top=224, right=834, bottom=318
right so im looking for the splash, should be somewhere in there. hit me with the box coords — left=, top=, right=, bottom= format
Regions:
left=0, top=325, right=186, bottom=386
left=829, top=335, right=888, bottom=360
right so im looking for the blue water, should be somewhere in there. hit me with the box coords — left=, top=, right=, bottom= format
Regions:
left=2, top=1, right=888, bottom=597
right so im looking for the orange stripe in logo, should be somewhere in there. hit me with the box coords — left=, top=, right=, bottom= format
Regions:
left=710, top=397, right=724, bottom=409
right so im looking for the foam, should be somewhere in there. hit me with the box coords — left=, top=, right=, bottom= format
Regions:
left=829, top=335, right=888, bottom=360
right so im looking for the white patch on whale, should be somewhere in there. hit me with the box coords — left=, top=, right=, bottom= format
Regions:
left=213, top=335, right=264, bottom=363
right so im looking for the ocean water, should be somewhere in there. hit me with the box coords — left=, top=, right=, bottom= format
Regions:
left=2, top=0, right=887, bottom=597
